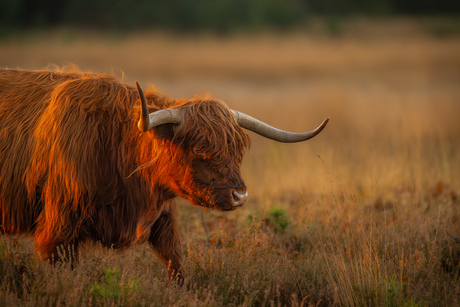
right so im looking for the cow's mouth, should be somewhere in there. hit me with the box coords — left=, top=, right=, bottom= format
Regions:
left=191, top=186, right=247, bottom=211
left=213, top=187, right=248, bottom=211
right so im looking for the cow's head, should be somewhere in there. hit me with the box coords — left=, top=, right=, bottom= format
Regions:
left=136, top=82, right=329, bottom=211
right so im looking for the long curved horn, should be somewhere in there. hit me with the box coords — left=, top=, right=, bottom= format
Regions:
left=233, top=110, right=329, bottom=143
left=136, top=81, right=182, bottom=132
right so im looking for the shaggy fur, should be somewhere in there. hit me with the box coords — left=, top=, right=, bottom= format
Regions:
left=0, top=67, right=250, bottom=282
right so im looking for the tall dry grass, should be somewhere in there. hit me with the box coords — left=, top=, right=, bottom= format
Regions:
left=0, top=19, right=459, bottom=306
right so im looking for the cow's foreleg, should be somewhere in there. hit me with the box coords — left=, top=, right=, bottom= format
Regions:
left=148, top=201, right=184, bottom=285
left=34, top=213, right=79, bottom=267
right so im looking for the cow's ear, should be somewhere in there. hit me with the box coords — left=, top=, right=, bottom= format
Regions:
left=150, top=123, right=177, bottom=140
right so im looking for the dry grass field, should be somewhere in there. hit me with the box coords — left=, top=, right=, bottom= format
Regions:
left=0, top=19, right=459, bottom=306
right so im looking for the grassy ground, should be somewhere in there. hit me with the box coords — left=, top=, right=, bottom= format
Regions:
left=0, top=19, right=459, bottom=306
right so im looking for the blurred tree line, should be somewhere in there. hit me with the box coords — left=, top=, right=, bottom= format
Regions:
left=1, top=0, right=459, bottom=32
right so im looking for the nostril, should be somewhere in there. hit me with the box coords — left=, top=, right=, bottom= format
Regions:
left=231, top=189, right=248, bottom=206
left=232, top=191, right=240, bottom=202
left=232, top=191, right=238, bottom=202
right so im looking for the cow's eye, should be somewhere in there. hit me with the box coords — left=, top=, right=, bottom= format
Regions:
left=192, top=148, right=206, bottom=159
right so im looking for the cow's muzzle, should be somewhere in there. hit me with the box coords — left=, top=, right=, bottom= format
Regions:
left=230, top=187, right=248, bottom=208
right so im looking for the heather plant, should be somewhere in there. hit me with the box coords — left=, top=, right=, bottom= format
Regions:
left=265, top=207, right=291, bottom=234
left=88, top=267, right=140, bottom=301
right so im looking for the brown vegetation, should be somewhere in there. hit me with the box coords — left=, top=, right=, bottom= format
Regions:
left=0, top=20, right=459, bottom=306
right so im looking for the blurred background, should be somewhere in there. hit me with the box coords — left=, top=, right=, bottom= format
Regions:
left=0, top=0, right=459, bottom=234
left=1, top=0, right=459, bottom=32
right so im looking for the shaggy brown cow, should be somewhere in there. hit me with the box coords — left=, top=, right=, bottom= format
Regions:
left=0, top=68, right=328, bottom=283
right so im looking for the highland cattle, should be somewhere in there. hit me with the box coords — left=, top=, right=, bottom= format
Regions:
left=0, top=68, right=328, bottom=283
